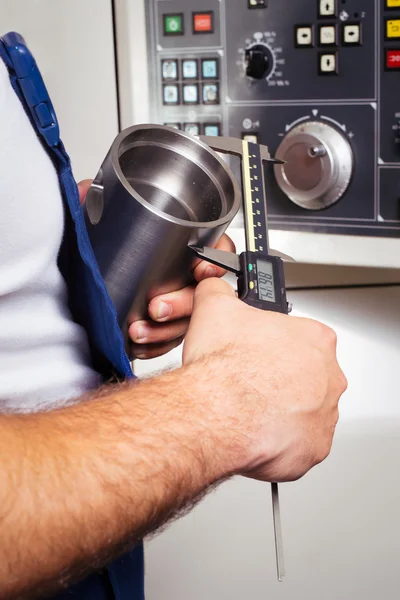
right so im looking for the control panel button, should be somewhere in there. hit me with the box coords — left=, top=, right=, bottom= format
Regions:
left=386, top=49, right=400, bottom=69
left=162, top=59, right=178, bottom=80
left=319, top=25, right=337, bottom=46
left=184, top=123, right=200, bottom=135
left=242, top=133, right=259, bottom=143
left=163, top=14, right=184, bottom=36
left=295, top=26, right=313, bottom=47
left=387, top=0, right=400, bottom=7
left=163, top=84, right=180, bottom=105
left=204, top=124, right=221, bottom=136
left=386, top=19, right=400, bottom=39
left=193, top=12, right=213, bottom=34
left=164, top=123, right=181, bottom=130
left=319, top=53, right=338, bottom=74
left=319, top=0, right=336, bottom=17
left=183, top=84, right=199, bottom=104
left=182, top=59, right=198, bottom=79
left=342, top=23, right=362, bottom=45
left=202, top=83, right=219, bottom=104
left=248, top=0, right=267, bottom=7
left=201, top=58, right=219, bottom=79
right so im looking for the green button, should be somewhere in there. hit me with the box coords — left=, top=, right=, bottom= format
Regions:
left=164, top=14, right=183, bottom=35
left=248, top=263, right=253, bottom=272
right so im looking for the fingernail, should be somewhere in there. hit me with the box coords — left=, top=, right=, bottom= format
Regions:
left=204, top=266, right=217, bottom=278
left=157, top=301, right=172, bottom=321
left=135, top=324, right=149, bottom=341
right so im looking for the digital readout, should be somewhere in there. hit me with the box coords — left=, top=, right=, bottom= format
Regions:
left=257, top=260, right=276, bottom=303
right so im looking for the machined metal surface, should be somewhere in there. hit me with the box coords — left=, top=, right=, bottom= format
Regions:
left=273, top=121, right=354, bottom=211
left=83, top=124, right=241, bottom=348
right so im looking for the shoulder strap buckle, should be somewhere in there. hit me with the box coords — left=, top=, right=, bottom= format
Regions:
left=1, top=32, right=60, bottom=147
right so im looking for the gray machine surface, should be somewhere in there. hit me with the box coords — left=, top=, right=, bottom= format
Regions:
left=144, top=0, right=400, bottom=239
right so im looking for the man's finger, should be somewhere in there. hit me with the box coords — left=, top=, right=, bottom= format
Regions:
left=193, top=234, right=236, bottom=281
left=147, top=286, right=196, bottom=323
left=129, top=318, right=190, bottom=344
left=77, top=179, right=93, bottom=205
left=132, top=337, right=184, bottom=360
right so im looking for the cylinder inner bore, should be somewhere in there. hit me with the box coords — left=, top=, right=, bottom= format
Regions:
left=118, top=128, right=237, bottom=224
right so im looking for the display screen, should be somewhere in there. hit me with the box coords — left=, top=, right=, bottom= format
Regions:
left=257, top=260, right=276, bottom=303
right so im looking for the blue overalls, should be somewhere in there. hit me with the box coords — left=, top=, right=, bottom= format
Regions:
left=0, top=32, right=145, bottom=600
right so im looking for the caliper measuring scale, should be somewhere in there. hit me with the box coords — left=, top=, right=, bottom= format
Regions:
left=192, top=136, right=290, bottom=582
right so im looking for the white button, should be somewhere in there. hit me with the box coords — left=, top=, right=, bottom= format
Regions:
left=203, top=83, right=219, bottom=104
left=319, top=0, right=335, bottom=16
left=163, top=85, right=179, bottom=104
left=243, top=134, right=258, bottom=143
left=343, top=24, right=360, bottom=44
left=184, top=123, right=200, bottom=135
left=162, top=60, right=178, bottom=80
left=320, top=26, right=336, bottom=45
left=183, top=84, right=199, bottom=104
left=296, top=27, right=312, bottom=46
left=182, top=60, right=198, bottom=79
left=320, top=53, right=336, bottom=73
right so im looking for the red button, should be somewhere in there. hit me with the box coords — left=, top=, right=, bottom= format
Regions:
left=386, top=50, right=400, bottom=69
left=193, top=12, right=213, bottom=33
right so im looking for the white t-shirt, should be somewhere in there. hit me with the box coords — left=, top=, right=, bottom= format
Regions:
left=0, top=57, right=101, bottom=413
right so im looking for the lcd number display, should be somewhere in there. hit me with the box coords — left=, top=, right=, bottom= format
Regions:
left=257, top=260, right=276, bottom=303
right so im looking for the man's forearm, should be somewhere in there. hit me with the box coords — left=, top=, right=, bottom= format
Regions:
left=0, top=360, right=235, bottom=600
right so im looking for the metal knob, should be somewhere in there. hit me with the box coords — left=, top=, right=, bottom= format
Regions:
left=273, top=121, right=353, bottom=210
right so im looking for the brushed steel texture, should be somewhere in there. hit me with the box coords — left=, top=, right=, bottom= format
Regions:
left=83, top=124, right=241, bottom=348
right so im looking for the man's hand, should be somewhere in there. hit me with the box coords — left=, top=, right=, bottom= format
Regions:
left=0, top=259, right=347, bottom=599
left=183, top=277, right=347, bottom=483
left=78, top=179, right=235, bottom=360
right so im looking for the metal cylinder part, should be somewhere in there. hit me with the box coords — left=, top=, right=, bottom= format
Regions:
left=83, top=124, right=241, bottom=349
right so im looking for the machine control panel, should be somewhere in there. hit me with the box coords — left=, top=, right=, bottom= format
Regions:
left=145, top=0, right=400, bottom=238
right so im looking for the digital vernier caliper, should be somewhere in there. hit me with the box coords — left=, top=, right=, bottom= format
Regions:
left=191, top=136, right=292, bottom=583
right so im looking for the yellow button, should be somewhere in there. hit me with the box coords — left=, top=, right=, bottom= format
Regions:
left=249, top=281, right=255, bottom=290
left=387, top=0, right=400, bottom=7
left=387, top=19, right=400, bottom=38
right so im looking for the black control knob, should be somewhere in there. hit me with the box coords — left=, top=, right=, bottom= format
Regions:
left=245, top=44, right=272, bottom=80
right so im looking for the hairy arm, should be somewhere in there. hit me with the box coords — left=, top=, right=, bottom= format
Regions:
left=0, top=360, right=236, bottom=600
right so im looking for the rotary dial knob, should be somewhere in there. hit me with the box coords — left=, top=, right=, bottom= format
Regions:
left=273, top=121, right=354, bottom=210
left=245, top=44, right=273, bottom=80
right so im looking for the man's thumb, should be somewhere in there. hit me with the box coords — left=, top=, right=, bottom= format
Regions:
left=195, top=277, right=236, bottom=300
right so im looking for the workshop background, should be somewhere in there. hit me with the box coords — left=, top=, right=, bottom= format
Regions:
left=1, top=1, right=400, bottom=598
